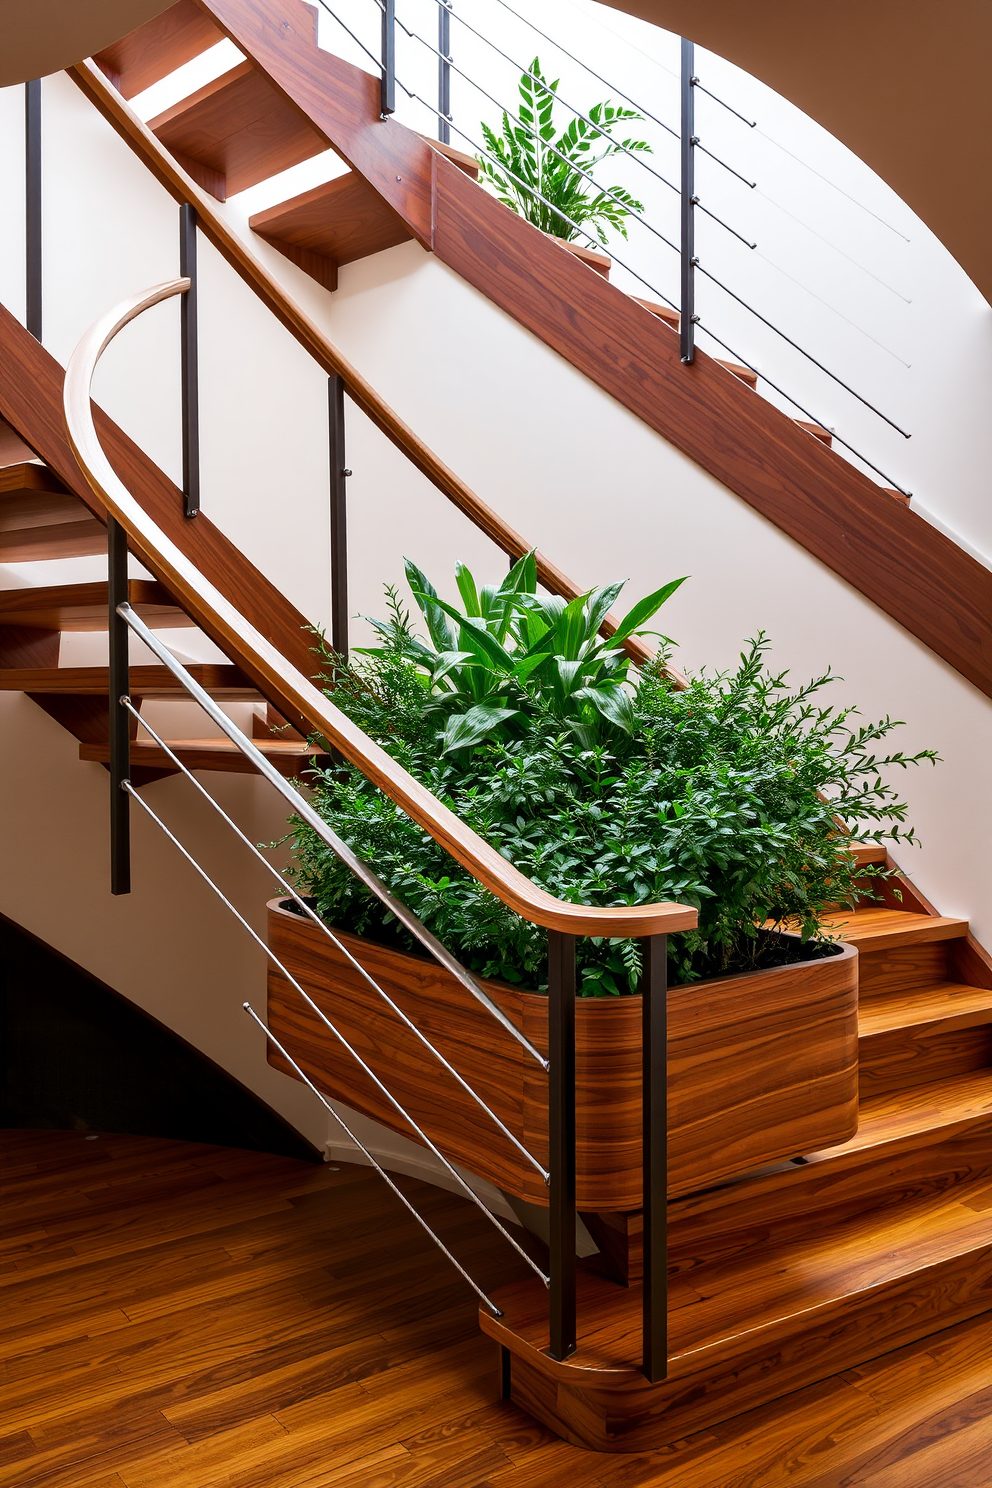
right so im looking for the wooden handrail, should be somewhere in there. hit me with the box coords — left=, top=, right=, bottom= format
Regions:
left=63, top=279, right=697, bottom=939
left=67, top=55, right=656, bottom=669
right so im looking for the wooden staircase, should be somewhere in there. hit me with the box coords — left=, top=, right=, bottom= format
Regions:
left=0, top=425, right=319, bottom=780
left=481, top=900, right=992, bottom=1450
left=0, top=0, right=988, bottom=1457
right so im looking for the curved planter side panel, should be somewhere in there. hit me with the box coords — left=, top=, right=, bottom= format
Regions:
left=265, top=902, right=858, bottom=1209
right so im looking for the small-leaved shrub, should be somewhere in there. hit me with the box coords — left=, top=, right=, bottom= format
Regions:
left=289, top=557, right=936, bottom=994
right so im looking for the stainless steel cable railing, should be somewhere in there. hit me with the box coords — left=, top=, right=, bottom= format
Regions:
left=315, top=0, right=913, bottom=494
left=122, top=761, right=549, bottom=1291
left=120, top=690, right=549, bottom=1185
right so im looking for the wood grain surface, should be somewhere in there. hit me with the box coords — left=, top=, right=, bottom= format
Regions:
left=8, top=1127, right=992, bottom=1488
left=249, top=171, right=413, bottom=278
left=94, top=0, right=226, bottom=97
left=265, top=902, right=858, bottom=1209
left=0, top=580, right=192, bottom=631
left=148, top=60, right=326, bottom=200
left=0, top=664, right=257, bottom=698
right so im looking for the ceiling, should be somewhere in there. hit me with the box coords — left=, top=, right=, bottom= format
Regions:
left=604, top=0, right=992, bottom=304
left=0, top=0, right=172, bottom=87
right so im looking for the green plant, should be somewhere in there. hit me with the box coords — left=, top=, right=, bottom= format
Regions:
left=477, top=58, right=651, bottom=245
left=358, top=551, right=685, bottom=752
left=292, top=564, right=937, bottom=995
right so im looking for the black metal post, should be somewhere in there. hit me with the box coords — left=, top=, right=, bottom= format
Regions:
left=24, top=79, right=42, bottom=341
left=641, top=933, right=668, bottom=1381
left=680, top=38, right=696, bottom=364
left=381, top=0, right=396, bottom=116
left=328, top=374, right=350, bottom=661
left=438, top=0, right=452, bottom=144
left=108, top=518, right=131, bottom=896
left=548, top=930, right=577, bottom=1362
left=179, top=203, right=200, bottom=518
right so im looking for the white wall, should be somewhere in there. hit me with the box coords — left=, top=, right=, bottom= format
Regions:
left=0, top=4, right=991, bottom=1163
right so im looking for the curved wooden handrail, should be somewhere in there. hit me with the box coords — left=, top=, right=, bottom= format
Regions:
left=67, top=55, right=657, bottom=670
left=63, top=280, right=697, bottom=939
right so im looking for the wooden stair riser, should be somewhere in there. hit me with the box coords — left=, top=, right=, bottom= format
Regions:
left=503, top=1237, right=992, bottom=1452
left=860, top=940, right=951, bottom=997
left=94, top=0, right=228, bottom=98
left=860, top=1021, right=992, bottom=1099
left=667, top=1119, right=992, bottom=1274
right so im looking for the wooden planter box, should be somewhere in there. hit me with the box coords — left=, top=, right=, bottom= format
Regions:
left=266, top=900, right=858, bottom=1210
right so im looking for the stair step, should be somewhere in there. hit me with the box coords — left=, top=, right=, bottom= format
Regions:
left=79, top=737, right=322, bottom=777
left=488, top=1140, right=992, bottom=1447
left=149, top=58, right=326, bottom=201
left=796, top=418, right=833, bottom=446
left=858, top=981, right=992, bottom=1098
left=0, top=581, right=191, bottom=631
left=0, top=665, right=258, bottom=699
left=250, top=171, right=413, bottom=291
left=0, top=419, right=37, bottom=467
left=821, top=906, right=968, bottom=951
left=0, top=465, right=105, bottom=563
left=93, top=0, right=226, bottom=99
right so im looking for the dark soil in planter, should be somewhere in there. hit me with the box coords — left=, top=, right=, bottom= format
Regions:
left=277, top=898, right=843, bottom=994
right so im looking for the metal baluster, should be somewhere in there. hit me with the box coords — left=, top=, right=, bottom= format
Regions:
left=438, top=0, right=452, bottom=144
left=328, top=374, right=350, bottom=661
left=108, top=518, right=131, bottom=895
left=548, top=930, right=577, bottom=1361
left=641, top=933, right=668, bottom=1381
left=680, top=38, right=696, bottom=364
left=24, top=79, right=41, bottom=341
left=179, top=204, right=200, bottom=518
left=381, top=0, right=396, bottom=116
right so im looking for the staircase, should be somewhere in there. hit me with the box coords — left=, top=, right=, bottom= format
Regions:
left=483, top=900, right=992, bottom=1449
left=1, top=0, right=991, bottom=1461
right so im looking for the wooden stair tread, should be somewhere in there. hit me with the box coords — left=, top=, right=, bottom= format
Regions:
left=486, top=1176, right=992, bottom=1380
left=847, top=842, right=887, bottom=866
left=797, top=419, right=833, bottom=446
left=148, top=59, right=326, bottom=200
left=859, top=982, right=992, bottom=1039
left=0, top=467, right=105, bottom=562
left=0, top=665, right=258, bottom=698
left=80, top=737, right=322, bottom=776
left=819, top=907, right=968, bottom=950
left=0, top=580, right=191, bottom=631
left=94, top=0, right=227, bottom=100
left=250, top=170, right=413, bottom=284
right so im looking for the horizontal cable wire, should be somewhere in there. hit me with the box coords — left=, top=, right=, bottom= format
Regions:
left=118, top=605, right=548, bottom=1071
left=755, top=126, right=910, bottom=241
left=313, top=0, right=383, bottom=72
left=695, top=264, right=910, bottom=435
left=397, top=84, right=680, bottom=310
left=693, top=79, right=756, bottom=128
left=694, top=321, right=912, bottom=496
left=753, top=248, right=911, bottom=367
left=124, top=700, right=549, bottom=1185
left=755, top=188, right=912, bottom=303
left=124, top=779, right=549, bottom=1287
left=242, top=1002, right=505, bottom=1314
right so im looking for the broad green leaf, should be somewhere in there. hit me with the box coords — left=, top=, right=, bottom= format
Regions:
left=611, top=576, right=688, bottom=643
left=575, top=683, right=636, bottom=734
left=404, top=558, right=456, bottom=653
left=455, top=561, right=482, bottom=617
left=441, top=703, right=522, bottom=754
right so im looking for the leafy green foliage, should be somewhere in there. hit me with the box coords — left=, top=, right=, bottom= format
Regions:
left=290, top=563, right=938, bottom=996
left=476, top=58, right=651, bottom=245
left=358, top=551, right=684, bottom=752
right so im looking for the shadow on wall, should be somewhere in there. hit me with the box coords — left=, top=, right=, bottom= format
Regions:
left=0, top=910, right=319, bottom=1161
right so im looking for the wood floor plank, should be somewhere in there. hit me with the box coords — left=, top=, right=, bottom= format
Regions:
left=6, top=1130, right=992, bottom=1486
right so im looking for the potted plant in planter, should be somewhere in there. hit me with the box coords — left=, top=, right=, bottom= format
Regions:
left=266, top=555, right=935, bottom=1208
left=475, top=58, right=650, bottom=255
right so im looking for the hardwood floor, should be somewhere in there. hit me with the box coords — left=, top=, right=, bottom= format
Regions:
left=4, top=1129, right=992, bottom=1487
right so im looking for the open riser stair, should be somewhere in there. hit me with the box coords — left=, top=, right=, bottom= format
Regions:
left=0, top=0, right=991, bottom=1464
